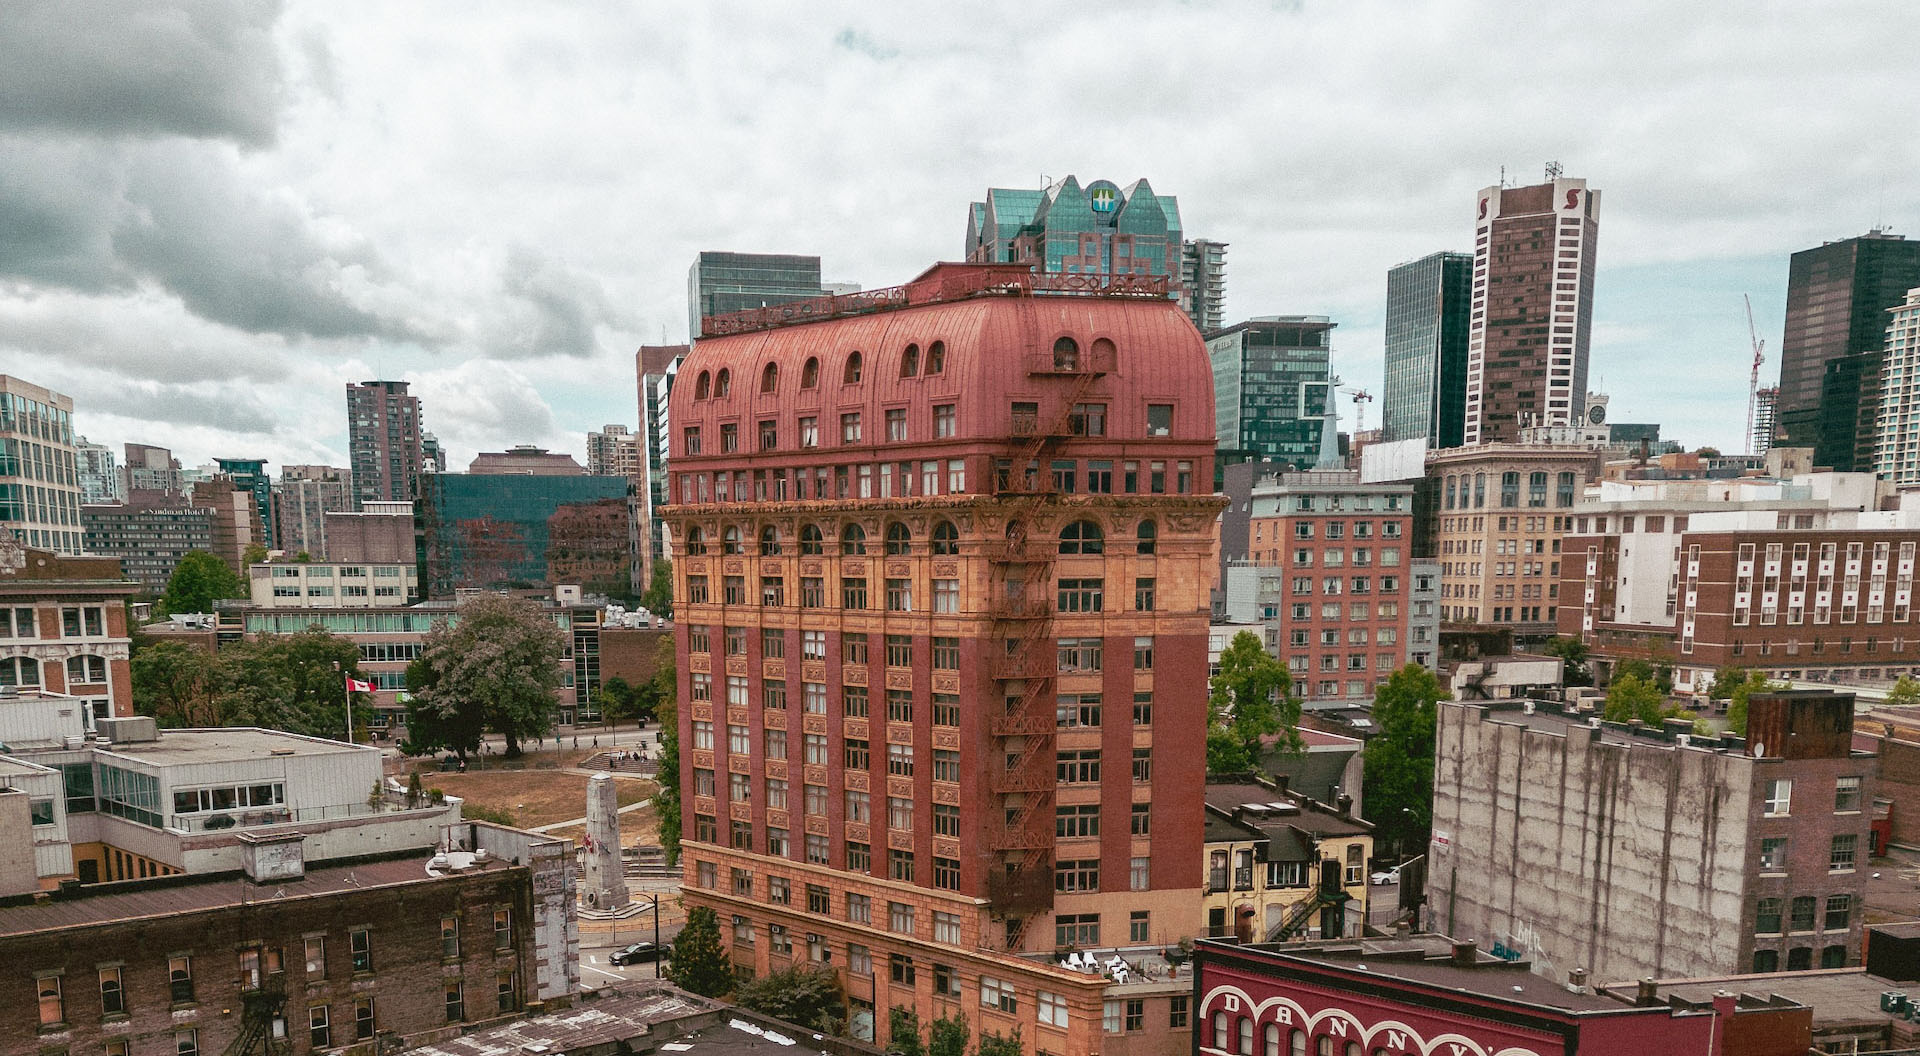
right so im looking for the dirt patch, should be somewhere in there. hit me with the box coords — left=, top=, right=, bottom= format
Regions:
left=410, top=766, right=657, bottom=830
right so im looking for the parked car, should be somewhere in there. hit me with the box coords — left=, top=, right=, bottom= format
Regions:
left=1369, top=867, right=1400, bottom=885
left=610, top=941, right=663, bottom=966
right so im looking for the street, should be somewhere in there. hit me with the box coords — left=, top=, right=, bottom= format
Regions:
left=579, top=919, right=686, bottom=988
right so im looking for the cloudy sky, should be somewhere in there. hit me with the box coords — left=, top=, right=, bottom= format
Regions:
left=3, top=1, right=1916, bottom=472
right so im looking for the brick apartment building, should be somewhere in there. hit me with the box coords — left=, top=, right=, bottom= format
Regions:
left=1426, top=443, right=1600, bottom=641
left=1430, top=692, right=1875, bottom=981
left=1, top=849, right=542, bottom=1056
left=663, top=263, right=1222, bottom=1055
left=1239, top=468, right=1414, bottom=706
left=1558, top=478, right=1920, bottom=691
left=0, top=536, right=138, bottom=721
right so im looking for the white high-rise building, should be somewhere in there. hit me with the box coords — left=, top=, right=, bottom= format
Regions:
left=75, top=436, right=122, bottom=504
left=1464, top=175, right=1601, bottom=445
left=1874, top=286, right=1920, bottom=484
left=0, top=375, right=83, bottom=553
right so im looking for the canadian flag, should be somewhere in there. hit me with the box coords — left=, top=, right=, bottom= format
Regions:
left=344, top=676, right=374, bottom=693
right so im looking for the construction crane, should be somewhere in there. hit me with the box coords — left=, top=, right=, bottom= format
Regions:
left=1343, top=387, right=1375, bottom=434
left=1744, top=294, right=1768, bottom=455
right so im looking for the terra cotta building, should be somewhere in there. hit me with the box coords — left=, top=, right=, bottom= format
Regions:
left=663, top=263, right=1221, bottom=1056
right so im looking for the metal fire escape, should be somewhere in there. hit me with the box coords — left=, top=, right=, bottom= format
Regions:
left=984, top=344, right=1105, bottom=952
left=221, top=980, right=292, bottom=1056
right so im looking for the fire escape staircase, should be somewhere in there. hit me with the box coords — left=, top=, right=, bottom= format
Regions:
left=984, top=360, right=1104, bottom=953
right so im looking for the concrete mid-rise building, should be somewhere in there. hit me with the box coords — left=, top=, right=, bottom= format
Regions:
left=1874, top=285, right=1920, bottom=484
left=121, top=442, right=187, bottom=504
left=1383, top=251, right=1474, bottom=449
left=249, top=559, right=418, bottom=609
left=1207, top=318, right=1333, bottom=467
left=1180, top=238, right=1227, bottom=335
left=321, top=500, right=416, bottom=564
left=1558, top=473, right=1920, bottom=692
left=274, top=463, right=352, bottom=556
left=1465, top=177, right=1601, bottom=445
left=1229, top=468, right=1415, bottom=707
left=1430, top=692, right=1875, bottom=981
left=75, top=436, right=121, bottom=505
left=1775, top=230, right=1920, bottom=465
left=347, top=379, right=425, bottom=506
left=587, top=424, right=640, bottom=477
left=188, top=477, right=258, bottom=572
left=80, top=501, right=215, bottom=594
left=0, top=375, right=82, bottom=554
left=664, top=262, right=1220, bottom=1056
left=1426, top=443, right=1600, bottom=640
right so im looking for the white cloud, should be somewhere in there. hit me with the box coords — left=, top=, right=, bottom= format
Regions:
left=2, top=0, right=1915, bottom=463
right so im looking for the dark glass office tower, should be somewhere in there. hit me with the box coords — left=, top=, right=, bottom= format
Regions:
left=1383, top=252, right=1473, bottom=448
left=1206, top=317, right=1333, bottom=466
left=1775, top=231, right=1920, bottom=467
left=686, top=252, right=825, bottom=338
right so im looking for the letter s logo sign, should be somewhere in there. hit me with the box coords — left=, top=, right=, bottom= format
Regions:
left=1564, top=189, right=1581, bottom=210
left=1478, top=198, right=1489, bottom=220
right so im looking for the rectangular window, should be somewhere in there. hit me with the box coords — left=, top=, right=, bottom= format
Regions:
left=844, top=738, right=870, bottom=769
left=933, top=856, right=960, bottom=890
left=933, top=803, right=959, bottom=837
left=889, top=953, right=916, bottom=984
left=1836, top=775, right=1862, bottom=812
left=887, top=634, right=914, bottom=667
left=1759, top=837, right=1787, bottom=872
left=1132, top=692, right=1152, bottom=726
left=349, top=929, right=372, bottom=973
left=1056, top=749, right=1100, bottom=783
left=848, top=944, right=872, bottom=976
left=847, top=893, right=872, bottom=923
left=933, top=693, right=961, bottom=726
left=932, top=637, right=960, bottom=669
left=934, top=962, right=961, bottom=998
left=807, top=884, right=830, bottom=915
left=887, top=743, right=914, bottom=776
left=886, top=577, right=912, bottom=611
left=889, top=900, right=916, bottom=935
left=1056, top=803, right=1101, bottom=837
left=99, top=965, right=124, bottom=1015
left=889, top=848, right=916, bottom=882
left=980, top=976, right=1017, bottom=1014
left=1054, top=858, right=1099, bottom=892
left=1129, top=910, right=1150, bottom=943
left=886, top=408, right=908, bottom=442
left=934, top=404, right=956, bottom=437
left=441, top=916, right=460, bottom=959
left=37, top=974, right=62, bottom=1026
left=804, top=733, right=827, bottom=765
left=842, top=577, right=868, bottom=609
left=934, top=578, right=959, bottom=613
left=841, top=412, right=862, bottom=443
left=1039, top=990, right=1070, bottom=1029
left=1134, top=577, right=1156, bottom=611
left=1755, top=897, right=1783, bottom=934
left=1133, top=636, right=1154, bottom=670
left=1831, top=834, right=1858, bottom=872
left=497, top=970, right=520, bottom=1014
left=933, top=748, right=960, bottom=782
left=935, top=911, right=962, bottom=944
left=1826, top=893, right=1853, bottom=931
left=842, top=685, right=869, bottom=718
left=310, top=1005, right=331, bottom=1048
left=847, top=841, right=871, bottom=873
left=354, top=996, right=375, bottom=1040
left=1132, top=747, right=1152, bottom=783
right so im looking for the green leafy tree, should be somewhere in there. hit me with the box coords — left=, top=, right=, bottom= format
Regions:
left=1887, top=675, right=1920, bottom=707
left=1707, top=666, right=1750, bottom=701
left=409, top=594, right=564, bottom=758
left=1207, top=631, right=1296, bottom=773
left=976, top=1027, right=1024, bottom=1056
left=642, top=558, right=674, bottom=619
left=130, top=640, right=226, bottom=727
left=1603, top=671, right=1667, bottom=725
left=243, top=542, right=270, bottom=566
left=667, top=906, right=733, bottom=998
left=1540, top=636, right=1592, bottom=687
left=887, top=1007, right=926, bottom=1056
left=161, top=551, right=247, bottom=615
left=1727, top=670, right=1781, bottom=736
left=736, top=967, right=847, bottom=1034
left=401, top=653, right=486, bottom=761
left=652, top=636, right=681, bottom=864
left=1363, top=664, right=1448, bottom=856
left=928, top=1014, right=970, bottom=1056
left=1612, top=656, right=1674, bottom=694
left=293, top=550, right=312, bottom=563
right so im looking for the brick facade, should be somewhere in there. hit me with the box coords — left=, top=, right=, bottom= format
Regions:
left=0, top=542, right=138, bottom=719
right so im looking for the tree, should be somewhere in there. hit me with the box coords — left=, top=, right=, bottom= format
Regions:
left=1207, top=631, right=1296, bottom=773
left=1363, top=664, right=1448, bottom=857
left=1727, top=670, right=1781, bottom=736
left=1603, top=671, right=1667, bottom=725
left=651, top=636, right=682, bottom=864
left=642, top=558, right=673, bottom=619
left=1707, top=666, right=1750, bottom=701
left=409, top=594, right=564, bottom=758
left=161, top=551, right=247, bottom=615
left=667, top=906, right=733, bottom=997
left=976, top=1027, right=1024, bottom=1056
left=1540, top=636, right=1592, bottom=687
left=130, top=640, right=226, bottom=727
left=887, top=1007, right=926, bottom=1056
left=1696, top=446, right=1722, bottom=459
left=1887, top=675, right=1920, bottom=707
left=928, top=1013, right=970, bottom=1056
left=1613, top=656, right=1673, bottom=694
left=735, top=967, right=846, bottom=1035
left=242, top=542, right=270, bottom=566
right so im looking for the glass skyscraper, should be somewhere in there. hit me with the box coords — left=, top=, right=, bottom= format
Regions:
left=1206, top=317, right=1333, bottom=466
left=965, top=176, right=1183, bottom=281
left=687, top=252, right=824, bottom=338
left=1382, top=252, right=1473, bottom=449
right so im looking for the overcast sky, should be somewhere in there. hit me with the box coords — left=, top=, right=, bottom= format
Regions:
left=4, top=1, right=1916, bottom=472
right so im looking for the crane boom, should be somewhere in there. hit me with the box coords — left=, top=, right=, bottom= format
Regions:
left=1744, top=295, right=1767, bottom=455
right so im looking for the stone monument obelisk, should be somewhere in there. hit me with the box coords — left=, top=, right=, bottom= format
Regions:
left=583, top=772, right=629, bottom=910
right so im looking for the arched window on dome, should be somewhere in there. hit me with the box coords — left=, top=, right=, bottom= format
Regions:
left=760, top=363, right=778, bottom=393
left=799, top=524, right=824, bottom=555
left=925, top=340, right=946, bottom=375
left=1059, top=520, right=1104, bottom=555
left=801, top=357, right=820, bottom=389
left=900, top=344, right=920, bottom=378
left=693, top=371, right=711, bottom=399
left=840, top=523, right=867, bottom=555
left=721, top=525, right=744, bottom=555
left=1091, top=337, right=1116, bottom=367
left=844, top=351, right=863, bottom=384
left=1136, top=519, right=1158, bottom=555
left=715, top=368, right=731, bottom=397
left=884, top=522, right=912, bottom=555
left=931, top=520, right=959, bottom=555
left=758, top=525, right=782, bottom=555
left=1052, top=336, right=1079, bottom=371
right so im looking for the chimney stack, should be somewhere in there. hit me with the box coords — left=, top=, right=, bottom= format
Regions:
left=1336, top=793, right=1353, bottom=817
left=1451, top=941, right=1478, bottom=967
left=1567, top=968, right=1588, bottom=993
left=1636, top=978, right=1659, bottom=1006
